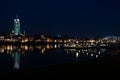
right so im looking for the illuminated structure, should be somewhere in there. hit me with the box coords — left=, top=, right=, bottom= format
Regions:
left=13, top=15, right=20, bottom=35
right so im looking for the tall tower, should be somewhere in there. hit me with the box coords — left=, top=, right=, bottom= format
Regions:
left=14, top=15, right=20, bottom=35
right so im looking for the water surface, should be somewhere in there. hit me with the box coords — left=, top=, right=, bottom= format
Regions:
left=0, top=44, right=119, bottom=73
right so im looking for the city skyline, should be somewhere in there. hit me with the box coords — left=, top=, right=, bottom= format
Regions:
left=0, top=0, right=120, bottom=37
left=1, top=0, right=120, bottom=77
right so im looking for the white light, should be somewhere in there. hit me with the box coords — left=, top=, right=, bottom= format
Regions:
left=86, top=53, right=88, bottom=55
left=54, top=44, right=57, bottom=48
left=91, top=54, right=93, bottom=56
left=73, top=44, right=76, bottom=47
left=76, top=52, right=79, bottom=58
left=54, top=40, right=57, bottom=42
left=76, top=41, right=79, bottom=44
left=96, top=55, right=98, bottom=58
left=98, top=51, right=100, bottom=54
left=41, top=48, right=46, bottom=54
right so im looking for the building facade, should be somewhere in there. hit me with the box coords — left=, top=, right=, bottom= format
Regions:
left=13, top=15, right=20, bottom=35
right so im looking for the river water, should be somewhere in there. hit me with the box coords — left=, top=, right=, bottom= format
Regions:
left=0, top=44, right=119, bottom=73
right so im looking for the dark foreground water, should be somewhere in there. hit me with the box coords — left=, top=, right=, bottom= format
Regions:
left=0, top=44, right=120, bottom=73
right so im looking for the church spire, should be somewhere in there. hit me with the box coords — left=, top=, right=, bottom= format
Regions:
left=16, top=14, right=18, bottom=19
left=14, top=15, right=20, bottom=35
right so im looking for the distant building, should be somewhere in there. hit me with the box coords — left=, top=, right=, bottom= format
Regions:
left=13, top=15, right=20, bottom=35
left=102, top=36, right=120, bottom=43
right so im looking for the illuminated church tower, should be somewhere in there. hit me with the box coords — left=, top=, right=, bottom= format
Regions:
left=13, top=15, right=20, bottom=35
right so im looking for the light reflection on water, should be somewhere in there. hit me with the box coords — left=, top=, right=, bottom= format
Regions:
left=0, top=44, right=120, bottom=73
left=12, top=52, right=20, bottom=69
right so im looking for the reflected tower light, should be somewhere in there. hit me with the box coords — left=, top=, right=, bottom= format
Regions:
left=12, top=52, right=20, bottom=69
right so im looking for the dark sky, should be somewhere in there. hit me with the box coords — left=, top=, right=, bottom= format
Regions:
left=0, top=0, right=120, bottom=37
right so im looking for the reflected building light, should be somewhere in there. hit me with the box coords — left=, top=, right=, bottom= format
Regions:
left=9, top=51, right=12, bottom=54
left=86, top=53, right=88, bottom=55
left=67, top=51, right=69, bottom=54
left=91, top=54, right=93, bottom=57
left=13, top=46, right=17, bottom=50
left=4, top=46, right=6, bottom=50
left=29, top=46, right=33, bottom=51
left=36, top=46, right=42, bottom=50
left=18, top=49, right=21, bottom=52
left=98, top=51, right=101, bottom=54
left=7, top=46, right=10, bottom=50
left=47, top=44, right=53, bottom=49
left=10, top=46, right=13, bottom=51
left=76, top=52, right=79, bottom=58
left=0, top=46, right=4, bottom=53
left=58, top=45, right=61, bottom=48
left=21, top=39, right=28, bottom=43
left=82, top=49, right=83, bottom=51
left=46, top=44, right=50, bottom=49
left=96, top=55, right=98, bottom=58
left=25, top=45, right=28, bottom=50
left=0, top=49, right=4, bottom=53
left=84, top=49, right=88, bottom=52
left=51, top=45, right=53, bottom=49
left=21, top=51, right=25, bottom=54
left=6, top=45, right=13, bottom=51
left=7, top=51, right=9, bottom=54
left=41, top=48, right=46, bottom=54
left=54, top=44, right=57, bottom=48
left=82, top=51, right=84, bottom=54
left=20, top=45, right=24, bottom=49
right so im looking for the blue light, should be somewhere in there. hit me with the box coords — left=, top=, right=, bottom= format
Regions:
left=14, top=16, right=20, bottom=35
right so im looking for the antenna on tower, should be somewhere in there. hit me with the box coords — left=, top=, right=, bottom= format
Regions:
left=16, top=14, right=18, bottom=19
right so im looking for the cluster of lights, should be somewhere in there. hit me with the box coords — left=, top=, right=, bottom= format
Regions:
left=0, top=44, right=62, bottom=55
left=64, top=49, right=107, bottom=59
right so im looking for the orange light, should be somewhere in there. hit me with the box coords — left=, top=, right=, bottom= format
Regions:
left=47, top=38, right=51, bottom=42
left=46, top=44, right=50, bottom=49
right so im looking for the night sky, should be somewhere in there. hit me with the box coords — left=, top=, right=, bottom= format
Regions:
left=0, top=0, right=120, bottom=37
